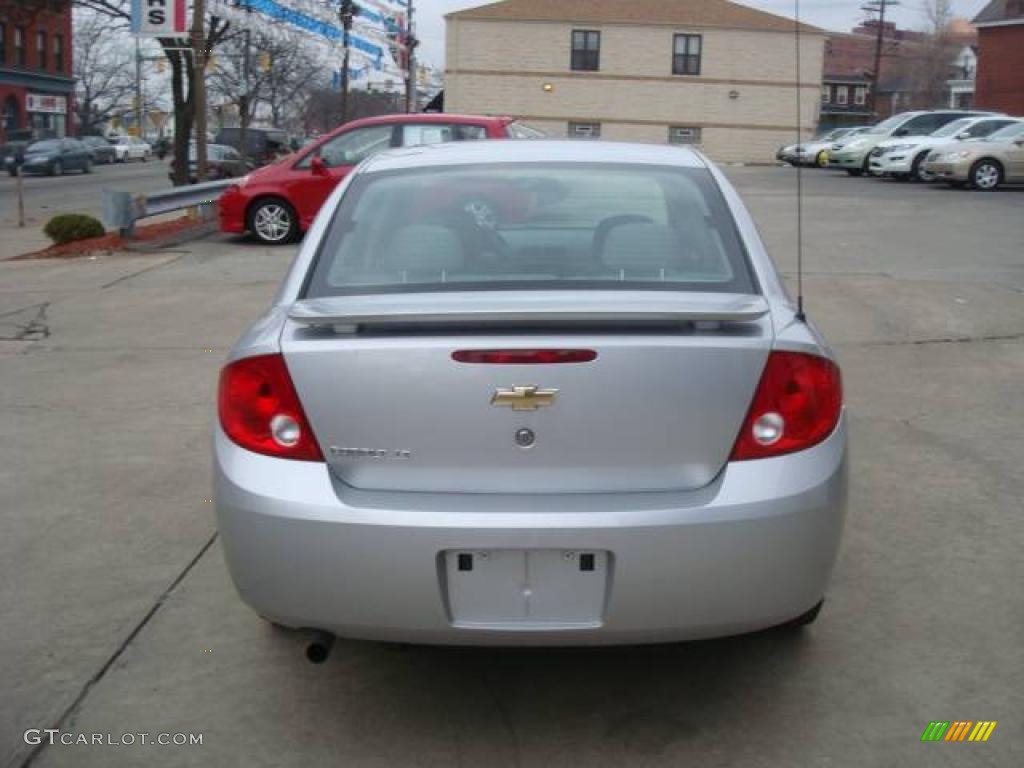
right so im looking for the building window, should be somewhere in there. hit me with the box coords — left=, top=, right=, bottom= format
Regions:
left=15, top=26, right=26, bottom=67
left=854, top=86, right=867, bottom=105
left=668, top=126, right=702, bottom=145
left=835, top=85, right=848, bottom=105
left=672, top=34, right=702, bottom=76
left=568, top=122, right=601, bottom=139
left=36, top=30, right=47, bottom=70
left=0, top=23, right=6, bottom=65
left=571, top=30, right=600, bottom=71
left=54, top=34, right=64, bottom=72
left=821, top=85, right=830, bottom=103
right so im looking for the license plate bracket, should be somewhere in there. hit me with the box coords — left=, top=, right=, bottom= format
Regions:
left=443, top=549, right=609, bottom=629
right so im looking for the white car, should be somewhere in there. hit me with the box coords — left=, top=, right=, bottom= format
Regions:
left=869, top=116, right=1021, bottom=181
left=110, top=136, right=152, bottom=163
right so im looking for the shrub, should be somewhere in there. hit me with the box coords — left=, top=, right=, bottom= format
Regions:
left=43, top=214, right=105, bottom=245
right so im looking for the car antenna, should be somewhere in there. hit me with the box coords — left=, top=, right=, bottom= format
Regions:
left=794, top=0, right=807, bottom=323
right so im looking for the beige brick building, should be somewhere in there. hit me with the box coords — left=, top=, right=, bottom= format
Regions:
left=445, top=0, right=825, bottom=162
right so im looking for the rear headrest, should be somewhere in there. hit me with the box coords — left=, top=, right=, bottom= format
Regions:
left=599, top=223, right=681, bottom=272
left=381, top=225, right=465, bottom=275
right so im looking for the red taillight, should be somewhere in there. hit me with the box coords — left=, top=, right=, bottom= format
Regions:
left=730, top=350, right=842, bottom=461
left=217, top=354, right=323, bottom=461
left=452, top=349, right=597, bottom=364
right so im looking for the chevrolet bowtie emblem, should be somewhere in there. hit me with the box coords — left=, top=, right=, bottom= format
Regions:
left=491, top=385, right=559, bottom=411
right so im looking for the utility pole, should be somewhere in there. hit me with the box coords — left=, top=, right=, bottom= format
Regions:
left=135, top=37, right=144, bottom=138
left=862, top=0, right=900, bottom=119
left=339, top=0, right=357, bottom=124
left=404, top=0, right=418, bottom=113
left=192, top=0, right=209, bottom=181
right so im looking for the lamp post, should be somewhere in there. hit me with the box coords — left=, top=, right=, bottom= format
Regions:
left=339, top=0, right=358, bottom=124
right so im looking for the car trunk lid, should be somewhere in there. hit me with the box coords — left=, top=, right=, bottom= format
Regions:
left=281, top=291, right=772, bottom=493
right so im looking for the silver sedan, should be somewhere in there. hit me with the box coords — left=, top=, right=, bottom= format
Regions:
left=215, top=140, right=847, bottom=649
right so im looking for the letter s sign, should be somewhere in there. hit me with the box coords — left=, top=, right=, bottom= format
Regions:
left=132, top=0, right=188, bottom=36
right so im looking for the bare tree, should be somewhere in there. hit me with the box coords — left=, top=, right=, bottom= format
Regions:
left=909, top=0, right=958, bottom=108
left=74, top=0, right=231, bottom=184
left=73, top=11, right=136, bottom=135
left=300, top=88, right=401, bottom=136
left=207, top=31, right=322, bottom=131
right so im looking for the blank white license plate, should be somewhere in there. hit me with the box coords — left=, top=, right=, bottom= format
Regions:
left=444, top=549, right=609, bottom=629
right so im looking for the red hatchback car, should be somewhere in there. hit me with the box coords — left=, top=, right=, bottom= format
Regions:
left=219, top=113, right=541, bottom=244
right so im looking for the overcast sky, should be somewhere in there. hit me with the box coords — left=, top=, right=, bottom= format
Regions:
left=413, top=0, right=992, bottom=67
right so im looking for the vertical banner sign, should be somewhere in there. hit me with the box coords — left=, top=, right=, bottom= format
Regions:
left=131, top=0, right=189, bottom=36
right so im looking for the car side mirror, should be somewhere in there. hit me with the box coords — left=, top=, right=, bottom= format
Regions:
left=956, top=131, right=970, bottom=140
left=892, top=128, right=909, bottom=137
left=310, top=156, right=329, bottom=176
left=1015, top=138, right=1024, bottom=147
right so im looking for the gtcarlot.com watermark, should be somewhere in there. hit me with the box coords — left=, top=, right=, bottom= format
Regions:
left=25, top=729, right=203, bottom=746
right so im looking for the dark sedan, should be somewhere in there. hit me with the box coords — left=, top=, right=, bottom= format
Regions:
left=16, top=138, right=93, bottom=176
left=81, top=135, right=117, bottom=164
left=168, top=143, right=252, bottom=184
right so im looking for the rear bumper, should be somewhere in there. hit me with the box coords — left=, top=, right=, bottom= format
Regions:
left=218, top=186, right=247, bottom=234
left=215, top=416, right=848, bottom=645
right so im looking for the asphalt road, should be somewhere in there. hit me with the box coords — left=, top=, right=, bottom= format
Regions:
left=0, top=160, right=173, bottom=229
left=1, top=167, right=1022, bottom=767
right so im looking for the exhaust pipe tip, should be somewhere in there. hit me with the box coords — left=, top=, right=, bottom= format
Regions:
left=305, top=630, right=335, bottom=664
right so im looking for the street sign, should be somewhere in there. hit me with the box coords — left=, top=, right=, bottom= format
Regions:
left=131, top=0, right=189, bottom=36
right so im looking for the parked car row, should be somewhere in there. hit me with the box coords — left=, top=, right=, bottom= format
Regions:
left=778, top=109, right=1024, bottom=191
left=5, top=138, right=93, bottom=176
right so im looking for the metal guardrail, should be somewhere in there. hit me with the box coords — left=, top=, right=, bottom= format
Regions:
left=102, top=179, right=234, bottom=237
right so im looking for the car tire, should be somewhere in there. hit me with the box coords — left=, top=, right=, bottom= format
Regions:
left=969, top=159, right=1002, bottom=191
left=815, top=150, right=829, bottom=168
left=777, top=599, right=824, bottom=630
left=247, top=198, right=299, bottom=245
left=51, top=160, right=63, bottom=177
left=142, top=153, right=149, bottom=162
left=910, top=152, right=932, bottom=183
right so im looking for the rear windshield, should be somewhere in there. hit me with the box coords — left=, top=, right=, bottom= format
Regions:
left=507, top=121, right=547, bottom=139
left=304, top=163, right=756, bottom=297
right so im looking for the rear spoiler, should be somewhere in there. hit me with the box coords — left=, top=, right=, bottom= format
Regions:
left=288, top=291, right=769, bottom=328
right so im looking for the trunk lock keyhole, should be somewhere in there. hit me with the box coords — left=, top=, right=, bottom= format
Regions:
left=515, top=428, right=535, bottom=448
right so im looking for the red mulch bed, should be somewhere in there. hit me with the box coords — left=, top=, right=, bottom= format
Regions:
left=11, top=216, right=211, bottom=260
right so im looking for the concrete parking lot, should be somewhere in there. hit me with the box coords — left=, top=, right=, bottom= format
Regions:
left=1, top=167, right=1021, bottom=767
